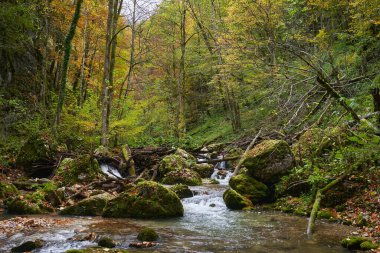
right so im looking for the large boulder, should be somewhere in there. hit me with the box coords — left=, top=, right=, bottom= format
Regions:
left=103, top=181, right=183, bottom=218
left=229, top=174, right=268, bottom=203
left=54, top=155, right=104, bottom=185
left=60, top=193, right=113, bottom=216
left=16, top=133, right=57, bottom=173
left=223, top=189, right=253, bottom=210
left=5, top=196, right=52, bottom=214
left=159, top=154, right=191, bottom=176
left=175, top=148, right=196, bottom=162
left=162, top=169, right=202, bottom=186
left=243, top=140, right=295, bottom=185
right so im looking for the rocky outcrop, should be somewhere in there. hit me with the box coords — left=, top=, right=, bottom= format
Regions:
left=243, top=140, right=294, bottom=185
left=193, top=163, right=214, bottom=178
left=60, top=193, right=113, bottom=216
left=102, top=181, right=183, bottom=218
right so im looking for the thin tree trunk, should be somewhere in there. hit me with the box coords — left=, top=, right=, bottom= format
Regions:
left=55, top=0, right=83, bottom=126
left=78, top=12, right=88, bottom=107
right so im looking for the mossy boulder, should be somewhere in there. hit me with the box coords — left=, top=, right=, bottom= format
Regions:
left=209, top=179, right=220, bottom=184
left=225, top=147, right=244, bottom=167
left=341, top=237, right=373, bottom=250
left=360, top=241, right=378, bottom=250
left=11, top=240, right=44, bottom=252
left=0, top=182, right=18, bottom=199
left=162, top=169, right=202, bottom=186
left=223, top=189, right=253, bottom=210
left=54, top=155, right=103, bottom=185
left=229, top=174, right=268, bottom=203
left=16, top=133, right=57, bottom=169
left=5, top=196, right=51, bottom=214
left=137, top=228, right=159, bottom=241
left=60, top=193, right=113, bottom=216
left=175, top=148, right=196, bottom=162
left=193, top=163, right=214, bottom=178
left=98, top=237, right=116, bottom=248
left=170, top=184, right=193, bottom=199
left=103, top=181, right=183, bottom=218
left=159, top=154, right=192, bottom=177
left=243, top=140, right=295, bottom=185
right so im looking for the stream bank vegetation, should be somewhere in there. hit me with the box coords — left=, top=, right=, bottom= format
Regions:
left=0, top=0, right=380, bottom=252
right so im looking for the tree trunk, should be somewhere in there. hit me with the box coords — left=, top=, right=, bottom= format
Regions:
left=55, top=0, right=83, bottom=126
left=101, top=0, right=114, bottom=146
left=78, top=12, right=89, bottom=107
left=371, top=88, right=380, bottom=129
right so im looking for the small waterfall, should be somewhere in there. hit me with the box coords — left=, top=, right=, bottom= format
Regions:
left=100, top=163, right=123, bottom=179
left=210, top=155, right=233, bottom=185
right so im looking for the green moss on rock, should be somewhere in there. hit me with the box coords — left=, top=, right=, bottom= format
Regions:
left=229, top=174, right=268, bottom=203
left=159, top=154, right=189, bottom=177
left=223, top=189, right=253, bottom=210
left=209, top=179, right=220, bottom=185
left=360, top=241, right=378, bottom=250
left=54, top=155, right=103, bottom=185
left=60, top=193, right=113, bottom=216
left=0, top=182, right=18, bottom=199
left=5, top=197, right=45, bottom=214
left=341, top=237, right=369, bottom=250
left=137, top=228, right=159, bottom=241
left=161, top=169, right=202, bottom=186
left=193, top=163, right=214, bottom=178
left=317, top=210, right=333, bottom=219
left=243, top=140, right=294, bottom=185
left=103, top=181, right=183, bottom=218
left=170, top=184, right=193, bottom=199
left=98, top=237, right=116, bottom=248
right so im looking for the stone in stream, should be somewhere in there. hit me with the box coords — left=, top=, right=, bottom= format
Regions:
left=137, top=228, right=159, bottom=241
left=60, top=193, right=113, bottom=216
left=243, top=139, right=295, bottom=185
left=170, top=184, right=193, bottom=199
left=97, top=237, right=116, bottom=248
left=102, top=181, right=183, bottom=218
left=11, top=239, right=44, bottom=252
left=223, top=189, right=253, bottom=210
left=229, top=173, right=268, bottom=203
left=341, top=236, right=378, bottom=250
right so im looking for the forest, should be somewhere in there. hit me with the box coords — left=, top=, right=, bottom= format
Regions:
left=0, top=0, right=379, bottom=252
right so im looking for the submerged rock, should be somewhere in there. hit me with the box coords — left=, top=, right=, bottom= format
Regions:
left=60, top=193, right=113, bottom=216
left=243, top=140, right=294, bottom=185
left=103, top=181, right=183, bottom=218
left=162, top=169, right=202, bottom=186
left=229, top=174, right=268, bottom=203
left=170, top=184, right=193, bottom=199
left=11, top=240, right=44, bottom=252
left=137, top=228, right=159, bottom=241
left=97, top=237, right=116, bottom=248
left=223, top=189, right=253, bottom=210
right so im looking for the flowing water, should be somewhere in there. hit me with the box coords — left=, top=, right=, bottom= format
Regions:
left=0, top=166, right=353, bottom=253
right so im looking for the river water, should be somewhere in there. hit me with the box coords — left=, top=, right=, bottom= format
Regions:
left=0, top=167, right=352, bottom=253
